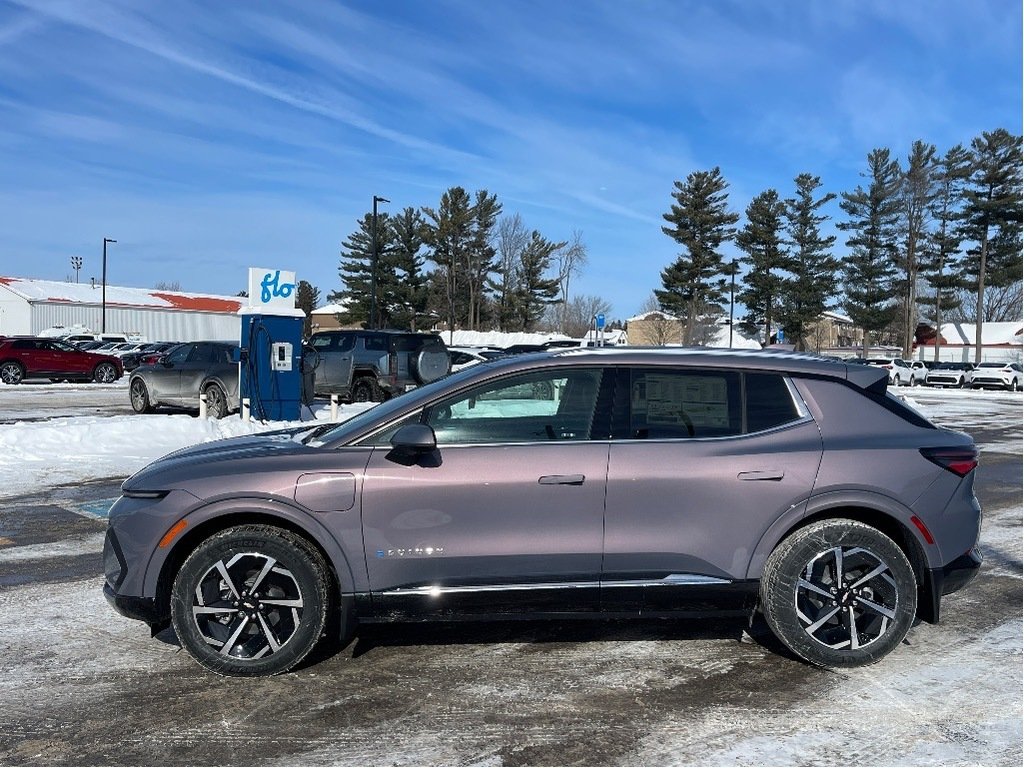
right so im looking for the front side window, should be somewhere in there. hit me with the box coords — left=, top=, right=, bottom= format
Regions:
left=425, top=368, right=604, bottom=444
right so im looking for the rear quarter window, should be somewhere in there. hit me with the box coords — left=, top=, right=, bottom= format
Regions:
left=745, top=373, right=802, bottom=432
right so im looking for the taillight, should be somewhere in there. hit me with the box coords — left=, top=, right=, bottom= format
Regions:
left=921, top=446, right=979, bottom=477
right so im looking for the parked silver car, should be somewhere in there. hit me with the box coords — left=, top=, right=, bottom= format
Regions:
left=104, top=348, right=982, bottom=676
left=128, top=341, right=239, bottom=418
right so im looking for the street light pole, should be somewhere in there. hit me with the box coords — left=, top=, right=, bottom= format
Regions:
left=369, top=195, right=389, bottom=330
left=102, top=237, right=116, bottom=333
left=70, top=256, right=82, bottom=284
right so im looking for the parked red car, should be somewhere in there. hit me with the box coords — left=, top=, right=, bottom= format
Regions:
left=0, top=336, right=123, bottom=384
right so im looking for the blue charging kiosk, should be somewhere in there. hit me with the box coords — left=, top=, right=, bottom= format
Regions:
left=238, top=307, right=305, bottom=421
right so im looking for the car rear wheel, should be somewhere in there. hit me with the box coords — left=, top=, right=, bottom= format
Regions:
left=204, top=383, right=228, bottom=419
left=129, top=378, right=153, bottom=413
left=892, top=373, right=901, bottom=386
left=170, top=525, right=332, bottom=677
left=760, top=519, right=917, bottom=668
left=0, top=361, right=25, bottom=385
left=93, top=362, right=119, bottom=383
left=351, top=377, right=380, bottom=403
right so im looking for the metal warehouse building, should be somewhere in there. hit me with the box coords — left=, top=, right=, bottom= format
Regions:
left=0, top=276, right=243, bottom=341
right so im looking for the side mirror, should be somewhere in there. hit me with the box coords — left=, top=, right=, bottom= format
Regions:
left=230, top=346, right=242, bottom=364
left=390, top=424, right=437, bottom=452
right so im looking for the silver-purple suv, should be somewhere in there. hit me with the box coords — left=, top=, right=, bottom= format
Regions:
left=103, top=348, right=982, bottom=676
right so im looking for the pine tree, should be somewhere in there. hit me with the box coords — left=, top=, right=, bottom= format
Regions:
left=917, top=145, right=972, bottom=361
left=510, top=231, right=563, bottom=331
left=386, top=207, right=430, bottom=330
left=961, top=129, right=1023, bottom=360
left=329, top=212, right=394, bottom=329
left=777, top=174, right=838, bottom=351
left=295, top=280, right=320, bottom=338
left=838, top=149, right=903, bottom=357
left=657, top=167, right=740, bottom=345
left=423, top=187, right=475, bottom=333
left=736, top=189, right=787, bottom=344
left=896, top=141, right=938, bottom=357
left=466, top=191, right=502, bottom=330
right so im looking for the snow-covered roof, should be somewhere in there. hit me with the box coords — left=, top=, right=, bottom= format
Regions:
left=0, top=276, right=243, bottom=314
left=310, top=302, right=350, bottom=316
left=626, top=310, right=678, bottom=323
left=937, top=322, right=1023, bottom=347
left=444, top=330, right=574, bottom=347
left=822, top=310, right=854, bottom=324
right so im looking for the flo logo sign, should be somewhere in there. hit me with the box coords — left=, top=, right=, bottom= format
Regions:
left=247, top=267, right=297, bottom=309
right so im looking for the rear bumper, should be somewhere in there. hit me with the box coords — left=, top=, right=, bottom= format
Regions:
left=918, top=547, right=983, bottom=623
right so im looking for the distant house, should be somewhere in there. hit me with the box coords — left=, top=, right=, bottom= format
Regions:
left=805, top=311, right=865, bottom=355
left=0, top=275, right=242, bottom=341
left=309, top=302, right=357, bottom=332
left=624, top=310, right=760, bottom=349
left=915, top=322, right=1023, bottom=363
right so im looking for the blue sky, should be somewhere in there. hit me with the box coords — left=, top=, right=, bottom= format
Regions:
left=0, top=0, right=1019, bottom=321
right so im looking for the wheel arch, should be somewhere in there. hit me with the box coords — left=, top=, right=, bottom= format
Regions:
left=748, top=495, right=931, bottom=617
left=148, top=500, right=357, bottom=637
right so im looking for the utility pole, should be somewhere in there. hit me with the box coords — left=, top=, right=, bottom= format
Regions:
left=102, top=237, right=116, bottom=332
left=369, top=195, right=389, bottom=329
left=728, top=259, right=737, bottom=349
left=70, top=256, right=82, bottom=284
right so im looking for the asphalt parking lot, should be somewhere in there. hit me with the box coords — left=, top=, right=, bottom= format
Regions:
left=0, top=386, right=1020, bottom=765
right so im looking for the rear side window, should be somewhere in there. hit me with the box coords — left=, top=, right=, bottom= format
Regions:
left=746, top=373, right=801, bottom=433
left=365, top=336, right=387, bottom=352
left=624, top=369, right=807, bottom=439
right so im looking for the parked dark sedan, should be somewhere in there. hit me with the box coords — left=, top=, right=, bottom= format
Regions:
left=104, top=348, right=981, bottom=676
left=0, top=336, right=123, bottom=384
left=128, top=341, right=239, bottom=418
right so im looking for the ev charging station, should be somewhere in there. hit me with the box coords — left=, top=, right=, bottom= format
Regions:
left=238, top=267, right=304, bottom=421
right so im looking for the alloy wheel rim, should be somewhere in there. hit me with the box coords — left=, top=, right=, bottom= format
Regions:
left=130, top=380, right=146, bottom=408
left=191, top=552, right=304, bottom=660
left=1, top=364, right=21, bottom=384
left=98, top=364, right=116, bottom=383
left=794, top=546, right=898, bottom=651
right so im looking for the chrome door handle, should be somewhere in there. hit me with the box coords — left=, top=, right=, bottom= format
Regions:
left=538, top=474, right=585, bottom=486
left=738, top=470, right=785, bottom=481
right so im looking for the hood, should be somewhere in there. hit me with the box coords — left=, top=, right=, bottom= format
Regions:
left=122, top=431, right=312, bottom=493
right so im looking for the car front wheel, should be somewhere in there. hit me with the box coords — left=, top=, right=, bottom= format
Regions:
left=93, top=362, right=119, bottom=383
left=760, top=519, right=917, bottom=668
left=170, top=525, right=331, bottom=676
left=0, top=361, right=25, bottom=385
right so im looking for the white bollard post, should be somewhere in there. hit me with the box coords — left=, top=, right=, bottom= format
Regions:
left=330, top=394, right=339, bottom=421
left=198, top=392, right=208, bottom=419
left=241, top=398, right=250, bottom=421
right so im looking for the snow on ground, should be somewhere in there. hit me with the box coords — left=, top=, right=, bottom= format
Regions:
left=0, top=390, right=372, bottom=500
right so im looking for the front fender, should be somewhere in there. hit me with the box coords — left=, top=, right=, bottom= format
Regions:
left=143, top=494, right=363, bottom=601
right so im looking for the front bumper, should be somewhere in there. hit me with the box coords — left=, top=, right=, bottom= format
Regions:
left=103, top=583, right=162, bottom=628
left=918, top=547, right=983, bottom=623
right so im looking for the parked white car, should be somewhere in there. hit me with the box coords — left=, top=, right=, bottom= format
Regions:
left=969, top=362, right=1022, bottom=391
left=865, top=357, right=913, bottom=386
left=448, top=346, right=492, bottom=372
left=908, top=361, right=929, bottom=386
left=925, top=362, right=976, bottom=388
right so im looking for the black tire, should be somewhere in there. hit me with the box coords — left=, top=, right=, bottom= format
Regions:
left=93, top=361, right=119, bottom=383
left=760, top=519, right=917, bottom=668
left=892, top=374, right=900, bottom=387
left=129, top=378, right=153, bottom=413
left=170, top=525, right=331, bottom=677
left=0, top=361, right=25, bottom=385
left=204, top=383, right=228, bottom=419
left=351, top=377, right=379, bottom=403
left=412, top=347, right=450, bottom=385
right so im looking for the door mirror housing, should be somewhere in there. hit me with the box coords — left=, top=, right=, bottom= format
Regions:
left=390, top=424, right=437, bottom=452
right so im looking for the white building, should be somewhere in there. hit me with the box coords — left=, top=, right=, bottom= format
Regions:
left=0, top=276, right=244, bottom=341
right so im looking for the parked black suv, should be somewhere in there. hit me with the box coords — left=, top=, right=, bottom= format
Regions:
left=309, top=330, right=450, bottom=402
